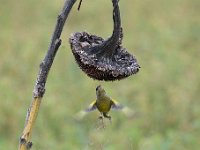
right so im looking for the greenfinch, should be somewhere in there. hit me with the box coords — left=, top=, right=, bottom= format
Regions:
left=75, top=85, right=134, bottom=121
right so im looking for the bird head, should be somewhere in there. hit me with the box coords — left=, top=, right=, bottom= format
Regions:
left=96, top=85, right=106, bottom=99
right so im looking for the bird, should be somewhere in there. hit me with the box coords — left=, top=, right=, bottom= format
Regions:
left=75, top=85, right=135, bottom=121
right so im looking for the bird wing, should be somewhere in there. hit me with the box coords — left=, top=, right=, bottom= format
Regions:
left=111, top=99, right=137, bottom=119
left=85, top=100, right=97, bottom=112
left=111, top=99, right=124, bottom=110
left=74, top=100, right=97, bottom=121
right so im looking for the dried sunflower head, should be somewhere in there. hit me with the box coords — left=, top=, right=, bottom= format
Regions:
left=69, top=0, right=140, bottom=81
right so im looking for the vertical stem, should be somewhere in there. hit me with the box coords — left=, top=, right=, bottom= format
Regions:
left=88, top=0, right=121, bottom=57
left=109, top=0, right=121, bottom=48
left=19, top=98, right=42, bottom=150
left=103, top=0, right=121, bottom=56
left=18, top=0, right=77, bottom=149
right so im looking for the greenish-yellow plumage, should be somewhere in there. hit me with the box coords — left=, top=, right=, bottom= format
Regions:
left=76, top=85, right=134, bottom=121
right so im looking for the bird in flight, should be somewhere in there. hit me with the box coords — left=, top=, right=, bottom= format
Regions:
left=75, top=85, right=135, bottom=122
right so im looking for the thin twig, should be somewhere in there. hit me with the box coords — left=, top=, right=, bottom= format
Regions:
left=77, top=0, right=83, bottom=11
left=18, top=0, right=77, bottom=149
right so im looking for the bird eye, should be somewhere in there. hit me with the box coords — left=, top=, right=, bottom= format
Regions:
left=96, top=85, right=101, bottom=91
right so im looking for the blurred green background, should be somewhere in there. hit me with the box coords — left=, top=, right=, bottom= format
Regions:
left=0, top=0, right=200, bottom=149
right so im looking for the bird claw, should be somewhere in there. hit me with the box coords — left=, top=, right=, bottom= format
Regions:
left=97, top=115, right=105, bottom=129
left=108, top=117, right=112, bottom=124
left=98, top=115, right=103, bottom=120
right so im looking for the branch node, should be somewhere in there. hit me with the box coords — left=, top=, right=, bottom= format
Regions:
left=58, top=13, right=64, bottom=21
left=26, top=142, right=33, bottom=149
left=19, top=137, right=26, bottom=144
left=33, top=83, right=46, bottom=98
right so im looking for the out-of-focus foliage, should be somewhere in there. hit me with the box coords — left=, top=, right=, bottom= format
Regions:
left=0, top=0, right=199, bottom=149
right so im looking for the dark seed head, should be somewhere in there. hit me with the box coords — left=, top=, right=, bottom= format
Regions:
left=69, top=32, right=140, bottom=81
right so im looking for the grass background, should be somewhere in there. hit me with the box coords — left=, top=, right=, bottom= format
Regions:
left=0, top=0, right=200, bottom=149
